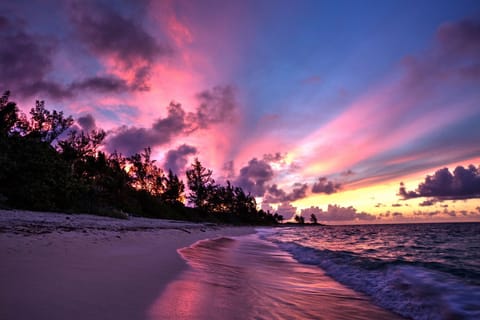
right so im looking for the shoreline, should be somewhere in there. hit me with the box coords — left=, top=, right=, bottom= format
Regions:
left=0, top=209, right=255, bottom=320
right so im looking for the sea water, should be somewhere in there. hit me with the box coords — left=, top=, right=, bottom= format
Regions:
left=149, top=223, right=480, bottom=320
left=262, top=223, right=480, bottom=320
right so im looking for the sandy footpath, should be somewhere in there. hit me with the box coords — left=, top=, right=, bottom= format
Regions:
left=0, top=210, right=254, bottom=320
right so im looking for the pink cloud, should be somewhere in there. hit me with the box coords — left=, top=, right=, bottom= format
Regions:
left=288, top=18, right=480, bottom=185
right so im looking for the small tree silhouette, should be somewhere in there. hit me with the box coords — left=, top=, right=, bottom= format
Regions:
left=294, top=214, right=305, bottom=224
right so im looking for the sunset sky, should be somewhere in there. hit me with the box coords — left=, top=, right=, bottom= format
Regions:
left=1, top=0, right=480, bottom=223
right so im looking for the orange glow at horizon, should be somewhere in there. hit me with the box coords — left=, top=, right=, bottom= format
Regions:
left=288, top=156, right=480, bottom=219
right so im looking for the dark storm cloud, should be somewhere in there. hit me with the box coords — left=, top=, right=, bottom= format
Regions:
left=311, top=177, right=342, bottom=194
left=0, top=16, right=71, bottom=99
left=398, top=165, right=480, bottom=200
left=106, top=102, right=189, bottom=155
left=164, top=144, right=197, bottom=175
left=234, top=158, right=274, bottom=197
left=195, top=86, right=237, bottom=128
left=70, top=0, right=172, bottom=91
left=77, top=114, right=96, bottom=132
left=263, top=183, right=308, bottom=203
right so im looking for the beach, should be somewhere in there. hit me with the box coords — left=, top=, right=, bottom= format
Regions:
left=0, top=210, right=253, bottom=320
left=3, top=210, right=477, bottom=320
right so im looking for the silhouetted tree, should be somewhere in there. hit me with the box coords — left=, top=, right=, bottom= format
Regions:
left=0, top=90, right=280, bottom=224
left=274, top=213, right=284, bottom=223
left=128, top=147, right=165, bottom=196
left=58, top=129, right=106, bottom=180
left=310, top=213, right=318, bottom=224
left=294, top=214, right=305, bottom=224
left=58, top=130, right=105, bottom=161
left=0, top=91, right=19, bottom=137
left=28, top=100, right=73, bottom=143
left=186, top=158, right=215, bottom=210
left=0, top=93, right=75, bottom=210
left=162, top=169, right=185, bottom=205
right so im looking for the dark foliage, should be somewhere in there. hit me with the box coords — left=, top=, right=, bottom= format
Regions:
left=294, top=214, right=305, bottom=224
left=0, top=91, right=280, bottom=225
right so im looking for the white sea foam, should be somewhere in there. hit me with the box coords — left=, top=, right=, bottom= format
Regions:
left=262, top=224, right=480, bottom=320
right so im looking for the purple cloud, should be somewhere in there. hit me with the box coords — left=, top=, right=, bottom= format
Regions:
left=419, top=199, right=437, bottom=207
left=69, top=75, right=130, bottom=94
left=341, top=169, right=355, bottom=177
left=263, top=183, right=308, bottom=203
left=276, top=202, right=297, bottom=220
left=69, top=0, right=172, bottom=91
left=301, top=205, right=376, bottom=222
left=234, top=158, right=274, bottom=197
left=0, top=16, right=70, bottom=99
left=222, top=160, right=235, bottom=180
left=311, top=177, right=342, bottom=194
left=105, top=84, right=240, bottom=155
left=195, top=86, right=237, bottom=128
left=399, top=165, right=480, bottom=200
left=263, top=152, right=285, bottom=163
left=77, top=114, right=96, bottom=132
left=106, top=102, right=189, bottom=155
left=0, top=12, right=157, bottom=99
left=402, top=17, right=480, bottom=91
left=163, top=144, right=197, bottom=175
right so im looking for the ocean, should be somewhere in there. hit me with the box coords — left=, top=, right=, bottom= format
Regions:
left=149, top=223, right=480, bottom=320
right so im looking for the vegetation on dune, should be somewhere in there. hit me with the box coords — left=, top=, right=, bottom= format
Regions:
left=0, top=91, right=281, bottom=225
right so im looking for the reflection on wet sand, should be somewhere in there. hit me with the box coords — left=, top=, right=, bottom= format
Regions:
left=148, top=234, right=404, bottom=320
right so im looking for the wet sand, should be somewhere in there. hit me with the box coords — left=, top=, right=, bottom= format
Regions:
left=150, top=234, right=405, bottom=320
left=0, top=210, right=253, bottom=320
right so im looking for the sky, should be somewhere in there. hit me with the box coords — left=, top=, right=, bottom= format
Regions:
left=1, top=0, right=480, bottom=223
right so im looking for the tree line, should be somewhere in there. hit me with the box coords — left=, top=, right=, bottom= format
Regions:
left=0, top=91, right=282, bottom=225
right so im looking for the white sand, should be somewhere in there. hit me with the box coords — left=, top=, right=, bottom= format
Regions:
left=0, top=210, right=254, bottom=320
